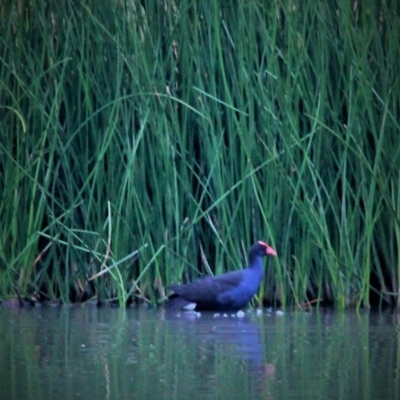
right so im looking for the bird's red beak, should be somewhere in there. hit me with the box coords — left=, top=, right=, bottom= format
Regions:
left=258, top=241, right=278, bottom=256
left=266, top=245, right=277, bottom=257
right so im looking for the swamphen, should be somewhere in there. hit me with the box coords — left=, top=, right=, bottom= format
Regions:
left=166, top=241, right=277, bottom=312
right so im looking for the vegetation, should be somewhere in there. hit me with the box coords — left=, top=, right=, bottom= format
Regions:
left=0, top=0, right=399, bottom=308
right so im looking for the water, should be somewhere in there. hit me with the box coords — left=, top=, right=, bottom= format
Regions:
left=0, top=306, right=399, bottom=400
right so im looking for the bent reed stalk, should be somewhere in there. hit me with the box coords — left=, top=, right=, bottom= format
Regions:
left=0, top=0, right=399, bottom=308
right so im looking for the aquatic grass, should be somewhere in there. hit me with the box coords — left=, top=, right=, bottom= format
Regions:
left=0, top=0, right=399, bottom=308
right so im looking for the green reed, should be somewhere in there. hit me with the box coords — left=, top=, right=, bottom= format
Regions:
left=0, top=0, right=399, bottom=308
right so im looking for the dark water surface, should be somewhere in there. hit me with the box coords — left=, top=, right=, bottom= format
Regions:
left=0, top=306, right=399, bottom=400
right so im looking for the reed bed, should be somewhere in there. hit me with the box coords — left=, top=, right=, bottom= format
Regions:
left=0, top=0, right=399, bottom=308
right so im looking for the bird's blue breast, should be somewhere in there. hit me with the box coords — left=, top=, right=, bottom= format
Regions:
left=216, top=270, right=264, bottom=309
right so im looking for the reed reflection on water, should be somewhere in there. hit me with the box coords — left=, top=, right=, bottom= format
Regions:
left=0, top=307, right=399, bottom=400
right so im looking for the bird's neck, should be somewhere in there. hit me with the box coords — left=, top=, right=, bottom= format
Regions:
left=249, top=254, right=264, bottom=268
left=248, top=255, right=264, bottom=274
left=245, top=255, right=265, bottom=285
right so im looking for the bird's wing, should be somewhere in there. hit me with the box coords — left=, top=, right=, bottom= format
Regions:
left=211, top=269, right=245, bottom=287
left=168, top=270, right=245, bottom=303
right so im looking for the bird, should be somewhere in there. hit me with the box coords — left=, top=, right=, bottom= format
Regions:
left=165, top=240, right=277, bottom=312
